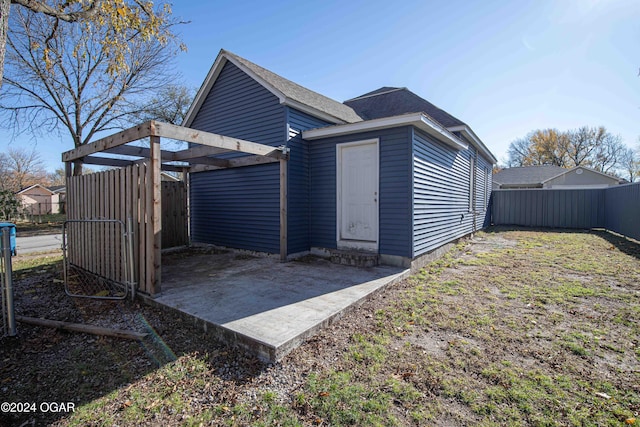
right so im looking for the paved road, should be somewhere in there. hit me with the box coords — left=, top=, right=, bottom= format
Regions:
left=16, top=234, right=63, bottom=254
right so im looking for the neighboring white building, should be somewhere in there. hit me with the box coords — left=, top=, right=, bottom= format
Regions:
left=16, top=184, right=61, bottom=214
left=493, top=166, right=624, bottom=189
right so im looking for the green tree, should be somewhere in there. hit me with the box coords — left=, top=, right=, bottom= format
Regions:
left=0, top=188, right=20, bottom=220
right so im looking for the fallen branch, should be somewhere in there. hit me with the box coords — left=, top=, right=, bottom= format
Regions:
left=16, top=315, right=147, bottom=340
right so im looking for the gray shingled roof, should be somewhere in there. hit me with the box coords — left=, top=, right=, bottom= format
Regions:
left=223, top=50, right=362, bottom=124
left=344, top=87, right=466, bottom=128
left=493, top=166, right=566, bottom=186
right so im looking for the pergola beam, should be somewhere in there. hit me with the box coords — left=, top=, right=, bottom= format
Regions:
left=189, top=155, right=279, bottom=173
left=82, top=156, right=136, bottom=167
left=171, top=145, right=230, bottom=161
left=151, top=121, right=286, bottom=159
left=103, top=144, right=176, bottom=161
left=63, top=122, right=153, bottom=162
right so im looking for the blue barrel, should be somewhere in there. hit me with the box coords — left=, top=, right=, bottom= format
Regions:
left=0, top=222, right=17, bottom=256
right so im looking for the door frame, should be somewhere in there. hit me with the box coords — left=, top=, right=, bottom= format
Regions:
left=336, top=139, right=379, bottom=251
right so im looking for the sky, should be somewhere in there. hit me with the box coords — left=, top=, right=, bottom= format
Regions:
left=1, top=0, right=639, bottom=171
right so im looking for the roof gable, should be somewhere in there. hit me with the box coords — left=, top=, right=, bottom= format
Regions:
left=344, top=87, right=465, bottom=128
left=17, top=184, right=55, bottom=195
left=541, top=166, right=623, bottom=185
left=493, top=166, right=566, bottom=186
left=184, top=49, right=362, bottom=127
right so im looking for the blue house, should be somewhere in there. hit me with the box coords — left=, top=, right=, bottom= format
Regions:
left=183, top=49, right=497, bottom=269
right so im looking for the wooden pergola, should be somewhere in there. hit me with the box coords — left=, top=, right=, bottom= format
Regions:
left=62, top=120, right=289, bottom=296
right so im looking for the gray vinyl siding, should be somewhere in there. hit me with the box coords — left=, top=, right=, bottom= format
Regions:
left=475, top=153, right=493, bottom=228
left=491, top=183, right=640, bottom=241
left=189, top=61, right=285, bottom=252
left=604, top=183, right=640, bottom=241
left=412, top=128, right=475, bottom=257
left=287, top=108, right=332, bottom=254
left=309, top=127, right=413, bottom=257
left=491, top=189, right=606, bottom=229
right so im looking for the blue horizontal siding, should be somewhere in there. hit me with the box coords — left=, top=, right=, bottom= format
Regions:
left=190, top=61, right=285, bottom=157
left=310, top=127, right=412, bottom=257
left=412, top=128, right=475, bottom=256
left=287, top=108, right=332, bottom=254
left=188, top=61, right=285, bottom=252
left=190, top=164, right=280, bottom=253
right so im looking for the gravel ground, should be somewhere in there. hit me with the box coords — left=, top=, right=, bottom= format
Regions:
left=0, top=251, right=402, bottom=426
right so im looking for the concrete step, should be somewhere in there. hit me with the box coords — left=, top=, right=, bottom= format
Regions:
left=330, top=249, right=379, bottom=268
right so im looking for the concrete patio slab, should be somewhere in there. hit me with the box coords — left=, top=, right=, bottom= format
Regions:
left=153, top=249, right=409, bottom=361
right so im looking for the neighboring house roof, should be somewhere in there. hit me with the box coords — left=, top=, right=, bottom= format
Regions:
left=493, top=165, right=622, bottom=188
left=161, top=172, right=180, bottom=182
left=344, top=87, right=465, bottom=128
left=493, top=166, right=566, bottom=187
left=16, top=184, right=55, bottom=195
left=183, top=49, right=363, bottom=127
left=48, top=185, right=66, bottom=193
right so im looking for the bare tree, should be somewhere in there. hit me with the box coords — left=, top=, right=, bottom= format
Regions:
left=135, top=84, right=194, bottom=125
left=0, top=0, right=181, bottom=85
left=566, top=126, right=605, bottom=167
left=506, top=126, right=630, bottom=178
left=506, top=137, right=530, bottom=167
left=592, top=133, right=625, bottom=174
left=619, top=147, right=639, bottom=182
left=47, top=167, right=66, bottom=186
left=0, top=6, right=182, bottom=174
left=0, top=147, right=48, bottom=191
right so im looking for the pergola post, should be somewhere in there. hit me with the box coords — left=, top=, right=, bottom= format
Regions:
left=148, top=134, right=162, bottom=294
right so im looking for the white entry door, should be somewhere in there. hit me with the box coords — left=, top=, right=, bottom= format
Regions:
left=336, top=139, right=379, bottom=251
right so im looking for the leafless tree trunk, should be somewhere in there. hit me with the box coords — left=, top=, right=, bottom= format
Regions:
left=0, top=0, right=9, bottom=84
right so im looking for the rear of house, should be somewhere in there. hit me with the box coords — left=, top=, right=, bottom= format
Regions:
left=184, top=50, right=497, bottom=268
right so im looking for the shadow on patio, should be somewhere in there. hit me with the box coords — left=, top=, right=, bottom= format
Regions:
left=155, top=248, right=409, bottom=361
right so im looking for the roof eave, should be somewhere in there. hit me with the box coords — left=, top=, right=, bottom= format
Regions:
left=283, top=99, right=349, bottom=125
left=447, top=125, right=498, bottom=165
left=302, top=113, right=467, bottom=151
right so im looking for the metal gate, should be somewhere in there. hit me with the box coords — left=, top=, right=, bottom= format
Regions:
left=62, top=219, right=135, bottom=300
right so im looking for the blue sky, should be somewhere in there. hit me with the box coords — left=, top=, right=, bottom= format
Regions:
left=2, top=0, right=639, bottom=171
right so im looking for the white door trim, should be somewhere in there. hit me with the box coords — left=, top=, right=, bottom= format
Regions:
left=336, top=139, right=379, bottom=251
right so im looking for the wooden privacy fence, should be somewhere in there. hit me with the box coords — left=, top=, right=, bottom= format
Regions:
left=66, top=163, right=156, bottom=294
left=162, top=181, right=188, bottom=248
left=491, top=182, right=640, bottom=241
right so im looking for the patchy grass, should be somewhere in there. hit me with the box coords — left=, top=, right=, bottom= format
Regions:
left=2, top=228, right=639, bottom=426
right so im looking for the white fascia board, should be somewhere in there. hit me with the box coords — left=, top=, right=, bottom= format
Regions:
left=283, top=99, right=347, bottom=125
left=447, top=125, right=498, bottom=165
left=303, top=113, right=467, bottom=151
